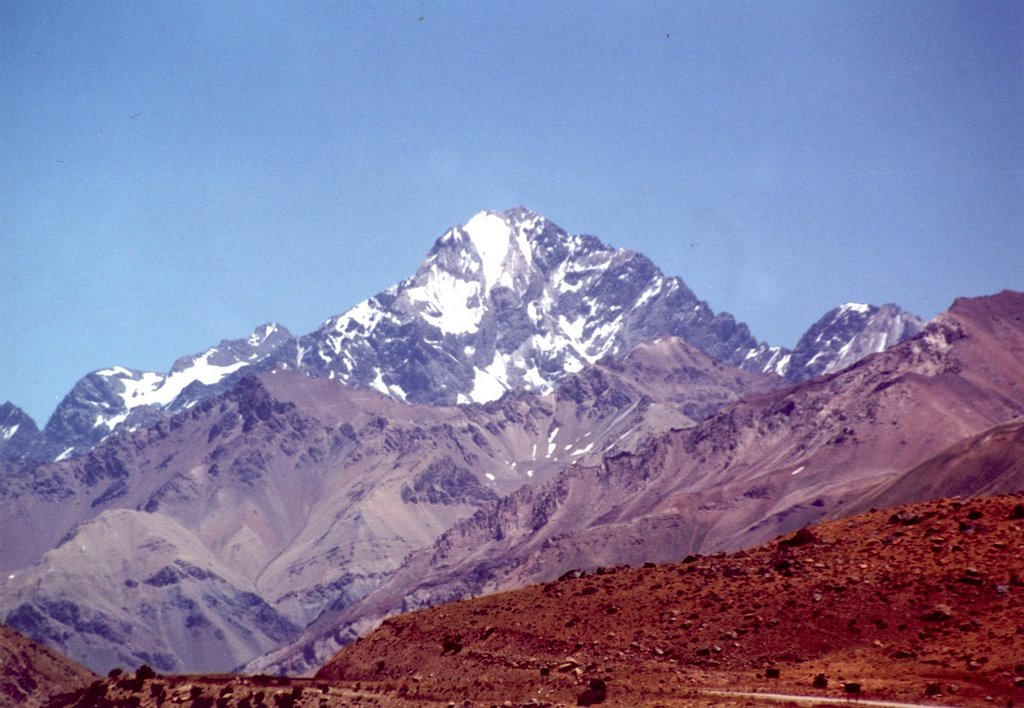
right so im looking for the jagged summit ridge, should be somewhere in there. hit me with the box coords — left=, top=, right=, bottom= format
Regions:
left=288, top=207, right=777, bottom=406
left=782, top=302, right=924, bottom=382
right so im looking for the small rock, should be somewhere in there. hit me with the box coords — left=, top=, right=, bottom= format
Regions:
left=923, top=604, right=954, bottom=622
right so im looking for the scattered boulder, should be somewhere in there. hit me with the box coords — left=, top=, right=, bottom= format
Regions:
left=779, top=528, right=817, bottom=548
left=441, top=635, right=463, bottom=655
left=576, top=678, right=607, bottom=706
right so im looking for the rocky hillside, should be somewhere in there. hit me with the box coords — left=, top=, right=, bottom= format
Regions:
left=0, top=623, right=95, bottom=707
left=318, top=494, right=1024, bottom=707
left=0, top=336, right=770, bottom=674
left=43, top=494, right=1024, bottom=706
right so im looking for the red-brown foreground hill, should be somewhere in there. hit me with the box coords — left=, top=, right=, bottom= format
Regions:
left=319, top=494, right=1024, bottom=707
left=0, top=624, right=95, bottom=706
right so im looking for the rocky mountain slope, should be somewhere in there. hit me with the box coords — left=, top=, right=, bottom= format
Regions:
left=850, top=417, right=1024, bottom=513
left=0, top=623, right=96, bottom=707
left=3, top=208, right=920, bottom=465
left=0, top=336, right=771, bottom=674
left=254, top=290, right=1024, bottom=675
left=316, top=493, right=1024, bottom=707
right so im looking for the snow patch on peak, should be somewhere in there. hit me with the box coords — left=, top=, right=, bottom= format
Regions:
left=839, top=303, right=871, bottom=315
left=402, top=267, right=483, bottom=335
left=470, top=352, right=510, bottom=403
left=247, top=323, right=280, bottom=346
left=97, top=366, right=133, bottom=377
left=117, top=354, right=248, bottom=412
left=370, top=371, right=408, bottom=401
left=463, top=212, right=513, bottom=294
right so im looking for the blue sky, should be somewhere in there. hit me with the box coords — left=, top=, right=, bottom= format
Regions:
left=2, top=1, right=1022, bottom=425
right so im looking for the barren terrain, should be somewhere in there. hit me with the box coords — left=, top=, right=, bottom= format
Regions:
left=43, top=493, right=1024, bottom=707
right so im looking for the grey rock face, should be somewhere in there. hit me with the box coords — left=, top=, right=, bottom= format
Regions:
left=0, top=403, right=40, bottom=463
left=783, top=303, right=924, bottom=382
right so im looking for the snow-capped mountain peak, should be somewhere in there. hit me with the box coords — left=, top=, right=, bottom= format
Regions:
left=287, top=207, right=772, bottom=406
left=0, top=402, right=39, bottom=461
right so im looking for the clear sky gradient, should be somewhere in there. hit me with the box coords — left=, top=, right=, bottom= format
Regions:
left=3, top=1, right=1022, bottom=425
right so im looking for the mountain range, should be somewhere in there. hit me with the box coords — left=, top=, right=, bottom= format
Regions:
left=249, top=288, right=1024, bottom=676
left=2, top=207, right=1017, bottom=684
left=1, top=208, right=921, bottom=464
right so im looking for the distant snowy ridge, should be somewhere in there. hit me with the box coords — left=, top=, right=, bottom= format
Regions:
left=781, top=302, right=924, bottom=382
left=16, top=323, right=293, bottom=461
